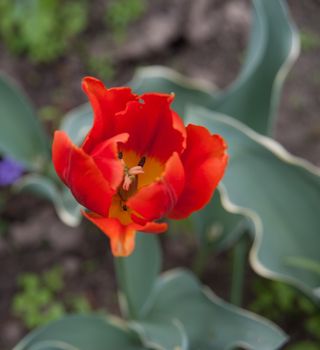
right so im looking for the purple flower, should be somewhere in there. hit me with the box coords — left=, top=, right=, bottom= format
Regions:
left=0, top=157, right=25, bottom=186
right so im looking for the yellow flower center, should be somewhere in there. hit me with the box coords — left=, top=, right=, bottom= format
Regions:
left=108, top=150, right=164, bottom=225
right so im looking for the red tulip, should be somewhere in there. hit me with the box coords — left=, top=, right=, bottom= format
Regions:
left=52, top=77, right=228, bottom=256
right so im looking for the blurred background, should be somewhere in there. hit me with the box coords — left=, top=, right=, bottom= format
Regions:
left=0, top=0, right=320, bottom=349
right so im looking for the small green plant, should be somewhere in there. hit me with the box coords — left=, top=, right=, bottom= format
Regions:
left=12, top=267, right=91, bottom=329
left=250, top=279, right=320, bottom=348
left=300, top=29, right=320, bottom=52
left=0, top=0, right=88, bottom=62
left=86, top=54, right=115, bottom=81
left=106, top=0, right=146, bottom=42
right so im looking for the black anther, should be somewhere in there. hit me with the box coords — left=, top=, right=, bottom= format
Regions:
left=138, top=156, right=146, bottom=167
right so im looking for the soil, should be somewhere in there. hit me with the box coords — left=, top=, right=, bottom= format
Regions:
left=0, top=0, right=320, bottom=349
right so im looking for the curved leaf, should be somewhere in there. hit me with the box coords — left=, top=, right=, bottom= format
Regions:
left=139, top=269, right=287, bottom=350
left=60, top=103, right=92, bottom=145
left=0, top=73, right=49, bottom=170
left=13, top=314, right=146, bottom=350
left=130, top=319, right=188, bottom=350
left=129, top=0, right=299, bottom=135
left=212, top=0, right=299, bottom=134
left=115, top=234, right=162, bottom=320
left=130, top=66, right=216, bottom=117
left=193, top=189, right=248, bottom=254
left=15, top=174, right=81, bottom=227
left=187, top=106, right=320, bottom=300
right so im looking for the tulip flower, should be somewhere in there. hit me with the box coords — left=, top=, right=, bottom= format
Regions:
left=52, top=77, right=228, bottom=256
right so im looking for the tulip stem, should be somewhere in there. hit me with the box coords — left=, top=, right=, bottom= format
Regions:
left=230, top=234, right=248, bottom=306
left=114, top=257, right=137, bottom=320
left=192, top=247, right=210, bottom=277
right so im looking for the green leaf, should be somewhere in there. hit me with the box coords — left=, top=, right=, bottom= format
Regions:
left=115, top=234, right=161, bottom=319
left=212, top=0, right=299, bottom=134
left=130, top=66, right=216, bottom=117
left=13, top=314, right=146, bottom=350
left=129, top=0, right=299, bottom=135
left=130, top=319, right=188, bottom=350
left=193, top=189, right=248, bottom=253
left=187, top=106, right=320, bottom=300
left=15, top=174, right=81, bottom=227
left=60, top=103, right=92, bottom=145
left=137, top=269, right=287, bottom=350
left=0, top=73, right=49, bottom=170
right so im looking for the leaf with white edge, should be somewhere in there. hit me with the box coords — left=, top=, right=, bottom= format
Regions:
left=115, top=234, right=162, bottom=319
left=130, top=319, right=188, bottom=350
left=212, top=0, right=299, bottom=134
left=139, top=269, right=287, bottom=350
left=15, top=174, right=81, bottom=227
left=0, top=73, right=49, bottom=170
left=187, top=105, right=320, bottom=300
left=129, top=0, right=299, bottom=135
left=193, top=189, right=248, bottom=253
left=13, top=314, right=147, bottom=350
left=130, top=66, right=216, bottom=117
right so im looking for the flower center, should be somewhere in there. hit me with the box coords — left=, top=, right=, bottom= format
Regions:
left=117, top=152, right=146, bottom=209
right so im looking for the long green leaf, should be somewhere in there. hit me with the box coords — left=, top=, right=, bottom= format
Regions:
left=15, top=174, right=81, bottom=227
left=193, top=189, right=248, bottom=254
left=129, top=0, right=299, bottom=135
left=212, top=0, right=299, bottom=134
left=60, top=103, right=92, bottom=145
left=137, top=269, right=287, bottom=350
left=187, top=106, right=320, bottom=300
left=115, top=234, right=162, bottom=320
left=0, top=73, right=49, bottom=170
left=13, top=314, right=146, bottom=350
left=130, top=319, right=188, bottom=350
left=130, top=66, right=216, bottom=117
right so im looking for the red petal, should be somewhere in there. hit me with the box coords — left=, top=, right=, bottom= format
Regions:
left=139, top=221, right=168, bottom=234
left=82, top=211, right=136, bottom=257
left=52, top=131, right=115, bottom=216
left=169, top=124, right=228, bottom=219
left=91, top=133, right=129, bottom=191
left=81, top=77, right=137, bottom=152
left=127, top=152, right=185, bottom=221
left=115, top=93, right=186, bottom=162
left=172, top=110, right=187, bottom=150
left=82, top=211, right=167, bottom=256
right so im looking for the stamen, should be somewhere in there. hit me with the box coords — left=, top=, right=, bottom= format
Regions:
left=118, top=151, right=123, bottom=159
left=138, top=156, right=146, bottom=167
left=122, top=166, right=144, bottom=191
left=128, top=166, right=144, bottom=176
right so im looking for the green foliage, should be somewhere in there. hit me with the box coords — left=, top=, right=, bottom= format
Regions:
left=86, top=54, right=115, bottom=81
left=12, top=267, right=91, bottom=329
left=0, top=73, right=50, bottom=170
left=13, top=315, right=146, bottom=350
left=251, top=279, right=320, bottom=348
left=300, top=29, right=320, bottom=52
left=131, top=269, right=287, bottom=350
left=106, top=0, right=146, bottom=41
left=187, top=107, right=320, bottom=300
left=131, top=0, right=299, bottom=135
left=0, top=0, right=88, bottom=63
left=287, top=342, right=320, bottom=350
left=115, top=234, right=161, bottom=319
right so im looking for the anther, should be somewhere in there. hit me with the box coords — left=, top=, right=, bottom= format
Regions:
left=122, top=204, right=128, bottom=211
left=118, top=151, right=123, bottom=159
left=138, top=156, right=146, bottom=167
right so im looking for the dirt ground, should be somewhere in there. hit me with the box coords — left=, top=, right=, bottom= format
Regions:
left=0, top=0, right=319, bottom=349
